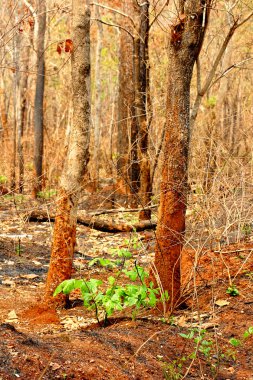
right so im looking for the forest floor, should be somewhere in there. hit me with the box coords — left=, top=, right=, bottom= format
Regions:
left=0, top=196, right=252, bottom=380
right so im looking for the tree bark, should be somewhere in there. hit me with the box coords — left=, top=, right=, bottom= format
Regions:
left=45, top=0, right=91, bottom=307
left=93, top=6, right=103, bottom=188
left=135, top=2, right=152, bottom=220
left=117, top=1, right=137, bottom=204
left=33, top=0, right=46, bottom=195
left=18, top=40, right=31, bottom=193
left=152, top=1, right=211, bottom=311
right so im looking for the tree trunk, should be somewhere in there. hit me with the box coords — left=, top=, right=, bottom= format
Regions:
left=152, top=1, right=210, bottom=311
left=117, top=1, right=137, bottom=204
left=135, top=2, right=152, bottom=220
left=18, top=43, right=30, bottom=193
left=45, top=0, right=91, bottom=307
left=93, top=6, right=103, bottom=188
left=33, top=0, right=46, bottom=196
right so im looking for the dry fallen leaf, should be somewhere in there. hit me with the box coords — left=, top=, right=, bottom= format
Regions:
left=50, top=362, right=62, bottom=371
left=2, top=279, right=15, bottom=286
left=177, top=315, right=187, bottom=327
left=20, top=274, right=39, bottom=280
left=32, top=260, right=42, bottom=266
left=215, top=299, right=230, bottom=307
left=7, top=310, right=18, bottom=321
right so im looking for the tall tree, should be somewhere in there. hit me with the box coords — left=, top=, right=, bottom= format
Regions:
left=93, top=6, right=103, bottom=189
left=33, top=0, right=46, bottom=195
left=151, top=0, right=211, bottom=311
left=116, top=1, right=137, bottom=202
left=18, top=3, right=34, bottom=193
left=45, top=0, right=91, bottom=306
left=134, top=1, right=152, bottom=220
left=116, top=0, right=152, bottom=213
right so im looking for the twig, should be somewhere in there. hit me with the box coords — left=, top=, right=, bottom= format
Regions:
left=38, top=353, right=55, bottom=380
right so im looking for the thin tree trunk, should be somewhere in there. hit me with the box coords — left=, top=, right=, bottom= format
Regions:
left=93, top=6, right=103, bottom=188
left=116, top=1, right=136, bottom=202
left=151, top=1, right=211, bottom=311
left=33, top=0, right=46, bottom=196
left=10, top=14, right=20, bottom=191
left=135, top=2, right=152, bottom=220
left=18, top=43, right=30, bottom=193
left=45, top=0, right=91, bottom=307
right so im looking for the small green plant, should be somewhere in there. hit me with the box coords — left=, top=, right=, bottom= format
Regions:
left=161, top=326, right=253, bottom=379
left=0, top=175, right=7, bottom=184
left=54, top=249, right=168, bottom=326
left=205, top=95, right=217, bottom=108
left=15, top=240, right=24, bottom=256
left=241, top=223, right=252, bottom=237
left=179, top=328, right=214, bottom=358
left=161, top=328, right=216, bottom=379
left=37, top=189, right=57, bottom=199
left=229, top=326, right=253, bottom=347
left=161, top=359, right=184, bottom=380
left=243, top=326, right=253, bottom=338
left=244, top=271, right=253, bottom=281
left=226, top=284, right=239, bottom=296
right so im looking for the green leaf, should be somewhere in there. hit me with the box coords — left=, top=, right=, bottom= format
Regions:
left=123, top=269, right=138, bottom=281
left=179, top=330, right=195, bottom=340
left=243, top=326, right=253, bottom=339
left=229, top=338, right=241, bottom=347
left=88, top=258, right=100, bottom=267
left=53, top=279, right=83, bottom=296
left=108, top=276, right=116, bottom=286
left=226, top=285, right=240, bottom=296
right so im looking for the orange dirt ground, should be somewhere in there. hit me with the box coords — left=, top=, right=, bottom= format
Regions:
left=0, top=205, right=252, bottom=379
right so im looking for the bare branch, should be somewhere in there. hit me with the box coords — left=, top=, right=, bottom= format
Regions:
left=90, top=2, right=136, bottom=28
left=91, top=18, right=134, bottom=39
left=190, top=10, right=253, bottom=128
left=149, top=0, right=169, bottom=29
left=210, top=57, right=253, bottom=88
left=237, top=10, right=253, bottom=28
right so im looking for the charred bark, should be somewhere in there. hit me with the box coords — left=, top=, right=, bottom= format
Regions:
left=152, top=0, right=211, bottom=311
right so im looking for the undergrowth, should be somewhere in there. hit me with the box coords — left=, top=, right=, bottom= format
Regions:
left=54, top=246, right=168, bottom=326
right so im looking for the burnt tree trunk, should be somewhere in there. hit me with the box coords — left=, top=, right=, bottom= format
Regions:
left=45, top=0, right=91, bottom=306
left=33, top=0, right=46, bottom=195
left=152, top=1, right=211, bottom=311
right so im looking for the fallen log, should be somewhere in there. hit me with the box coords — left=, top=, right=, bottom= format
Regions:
left=28, top=210, right=157, bottom=233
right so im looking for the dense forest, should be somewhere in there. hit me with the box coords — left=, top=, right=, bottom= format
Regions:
left=0, top=1, right=252, bottom=379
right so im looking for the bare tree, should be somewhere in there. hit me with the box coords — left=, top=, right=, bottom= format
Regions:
left=45, top=0, right=91, bottom=306
left=134, top=1, right=152, bottom=220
